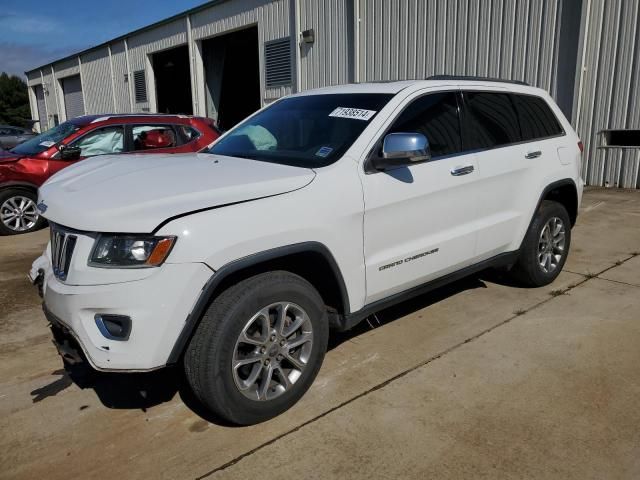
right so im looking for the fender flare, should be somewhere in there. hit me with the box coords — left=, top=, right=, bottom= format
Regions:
left=518, top=178, right=578, bottom=251
left=166, top=241, right=349, bottom=364
left=0, top=181, right=40, bottom=192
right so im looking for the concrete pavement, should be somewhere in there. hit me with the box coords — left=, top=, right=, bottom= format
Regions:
left=1, top=188, right=639, bottom=479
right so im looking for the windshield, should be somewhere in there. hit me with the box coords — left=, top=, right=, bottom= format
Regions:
left=10, top=122, right=79, bottom=156
left=208, top=93, right=393, bottom=168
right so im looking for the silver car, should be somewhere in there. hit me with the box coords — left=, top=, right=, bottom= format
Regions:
left=0, top=126, right=35, bottom=150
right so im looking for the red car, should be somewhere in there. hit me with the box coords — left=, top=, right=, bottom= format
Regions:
left=0, top=114, right=219, bottom=235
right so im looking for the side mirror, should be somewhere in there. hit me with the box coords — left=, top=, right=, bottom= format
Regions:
left=370, top=132, right=431, bottom=171
left=59, top=145, right=82, bottom=161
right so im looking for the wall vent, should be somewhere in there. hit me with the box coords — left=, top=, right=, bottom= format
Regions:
left=133, top=70, right=147, bottom=103
left=265, top=38, right=292, bottom=88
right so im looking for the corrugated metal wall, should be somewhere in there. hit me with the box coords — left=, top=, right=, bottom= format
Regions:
left=80, top=47, right=114, bottom=114
left=299, top=0, right=353, bottom=90
left=574, top=0, right=640, bottom=189
left=22, top=0, right=639, bottom=187
left=40, top=69, right=58, bottom=125
left=53, top=58, right=80, bottom=79
left=357, top=0, right=562, bottom=94
left=191, top=0, right=292, bottom=101
left=110, top=41, right=131, bottom=113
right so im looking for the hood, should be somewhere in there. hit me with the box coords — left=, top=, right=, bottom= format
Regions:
left=39, top=152, right=316, bottom=233
left=0, top=150, right=21, bottom=164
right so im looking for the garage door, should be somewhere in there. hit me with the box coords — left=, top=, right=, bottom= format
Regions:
left=34, top=85, right=47, bottom=131
left=62, top=75, right=85, bottom=120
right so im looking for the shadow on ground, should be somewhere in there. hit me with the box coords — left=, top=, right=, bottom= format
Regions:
left=39, top=269, right=511, bottom=426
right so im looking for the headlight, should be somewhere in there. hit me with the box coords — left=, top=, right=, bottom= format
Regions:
left=89, top=235, right=176, bottom=268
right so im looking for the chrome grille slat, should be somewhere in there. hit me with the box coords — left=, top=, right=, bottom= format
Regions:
left=50, top=224, right=77, bottom=281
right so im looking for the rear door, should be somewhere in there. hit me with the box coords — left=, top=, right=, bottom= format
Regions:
left=47, top=125, right=126, bottom=178
left=460, top=90, right=529, bottom=259
left=361, top=90, right=481, bottom=304
left=461, top=90, right=567, bottom=259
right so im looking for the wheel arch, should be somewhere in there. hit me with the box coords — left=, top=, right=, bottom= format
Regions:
left=167, top=241, right=349, bottom=364
left=541, top=179, right=578, bottom=226
left=517, top=178, right=578, bottom=252
left=0, top=181, right=40, bottom=194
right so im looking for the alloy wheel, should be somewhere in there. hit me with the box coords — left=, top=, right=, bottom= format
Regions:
left=0, top=195, right=39, bottom=232
left=232, top=302, right=314, bottom=401
left=538, top=216, right=566, bottom=274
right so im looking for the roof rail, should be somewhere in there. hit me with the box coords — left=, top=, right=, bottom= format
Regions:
left=427, top=75, right=529, bottom=86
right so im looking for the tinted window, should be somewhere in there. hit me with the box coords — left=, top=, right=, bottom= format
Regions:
left=73, top=126, right=124, bottom=156
left=463, top=92, right=520, bottom=150
left=388, top=92, right=462, bottom=158
left=514, top=94, right=563, bottom=140
left=209, top=94, right=393, bottom=168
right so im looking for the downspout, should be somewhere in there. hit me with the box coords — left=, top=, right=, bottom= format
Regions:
left=293, top=0, right=302, bottom=93
left=108, top=44, right=118, bottom=113
left=186, top=14, right=199, bottom=115
left=124, top=38, right=134, bottom=112
left=50, top=65, right=60, bottom=123
left=574, top=0, right=592, bottom=132
left=353, top=0, right=360, bottom=83
left=78, top=56, right=87, bottom=115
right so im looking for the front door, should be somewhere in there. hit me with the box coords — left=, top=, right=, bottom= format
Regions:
left=47, top=125, right=126, bottom=178
left=361, top=91, right=481, bottom=304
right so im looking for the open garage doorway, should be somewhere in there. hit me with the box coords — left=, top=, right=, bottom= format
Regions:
left=152, top=45, right=193, bottom=114
left=202, top=26, right=260, bottom=131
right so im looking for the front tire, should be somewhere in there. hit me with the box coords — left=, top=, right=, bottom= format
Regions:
left=0, top=188, right=45, bottom=235
left=511, top=200, right=572, bottom=287
left=184, top=271, right=329, bottom=425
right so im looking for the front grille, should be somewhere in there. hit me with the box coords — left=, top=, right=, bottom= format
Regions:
left=50, top=225, right=77, bottom=281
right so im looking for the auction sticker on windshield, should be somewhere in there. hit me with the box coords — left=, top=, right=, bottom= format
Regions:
left=329, top=107, right=377, bottom=121
left=39, top=141, right=55, bottom=147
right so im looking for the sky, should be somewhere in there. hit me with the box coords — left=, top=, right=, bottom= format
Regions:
left=0, top=0, right=207, bottom=78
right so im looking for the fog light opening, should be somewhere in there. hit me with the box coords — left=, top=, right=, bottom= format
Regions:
left=95, top=314, right=132, bottom=341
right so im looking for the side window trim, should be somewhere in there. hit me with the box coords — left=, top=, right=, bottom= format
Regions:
left=364, top=89, right=466, bottom=172
left=459, top=89, right=566, bottom=155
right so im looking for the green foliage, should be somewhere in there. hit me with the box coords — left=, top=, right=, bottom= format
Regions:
left=0, top=73, right=32, bottom=128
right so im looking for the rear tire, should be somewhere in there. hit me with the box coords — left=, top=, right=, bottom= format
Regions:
left=0, top=188, right=46, bottom=235
left=184, top=271, right=329, bottom=425
left=510, top=200, right=571, bottom=287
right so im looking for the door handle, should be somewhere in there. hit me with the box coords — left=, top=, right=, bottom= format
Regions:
left=525, top=150, right=542, bottom=159
left=450, top=165, right=475, bottom=176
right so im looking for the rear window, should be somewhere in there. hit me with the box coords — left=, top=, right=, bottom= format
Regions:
left=513, top=94, right=564, bottom=140
left=463, top=92, right=520, bottom=150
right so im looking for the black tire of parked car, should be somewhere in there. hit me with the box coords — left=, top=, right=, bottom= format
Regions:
left=0, top=188, right=46, bottom=236
left=183, top=271, right=329, bottom=425
left=511, top=200, right=572, bottom=287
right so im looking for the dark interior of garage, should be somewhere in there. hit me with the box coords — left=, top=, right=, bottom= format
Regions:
left=152, top=45, right=193, bottom=115
left=202, top=26, right=260, bottom=131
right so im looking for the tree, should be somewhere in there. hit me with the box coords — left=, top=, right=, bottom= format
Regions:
left=0, top=73, right=32, bottom=128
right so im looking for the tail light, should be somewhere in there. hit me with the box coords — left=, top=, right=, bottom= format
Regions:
left=577, top=140, right=584, bottom=153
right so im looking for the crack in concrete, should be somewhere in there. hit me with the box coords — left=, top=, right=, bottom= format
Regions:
left=196, top=254, right=638, bottom=479
left=592, top=277, right=640, bottom=288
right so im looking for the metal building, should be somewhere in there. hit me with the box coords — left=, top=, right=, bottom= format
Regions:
left=25, top=0, right=640, bottom=188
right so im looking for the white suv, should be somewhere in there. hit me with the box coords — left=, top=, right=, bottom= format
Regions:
left=30, top=77, right=583, bottom=424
